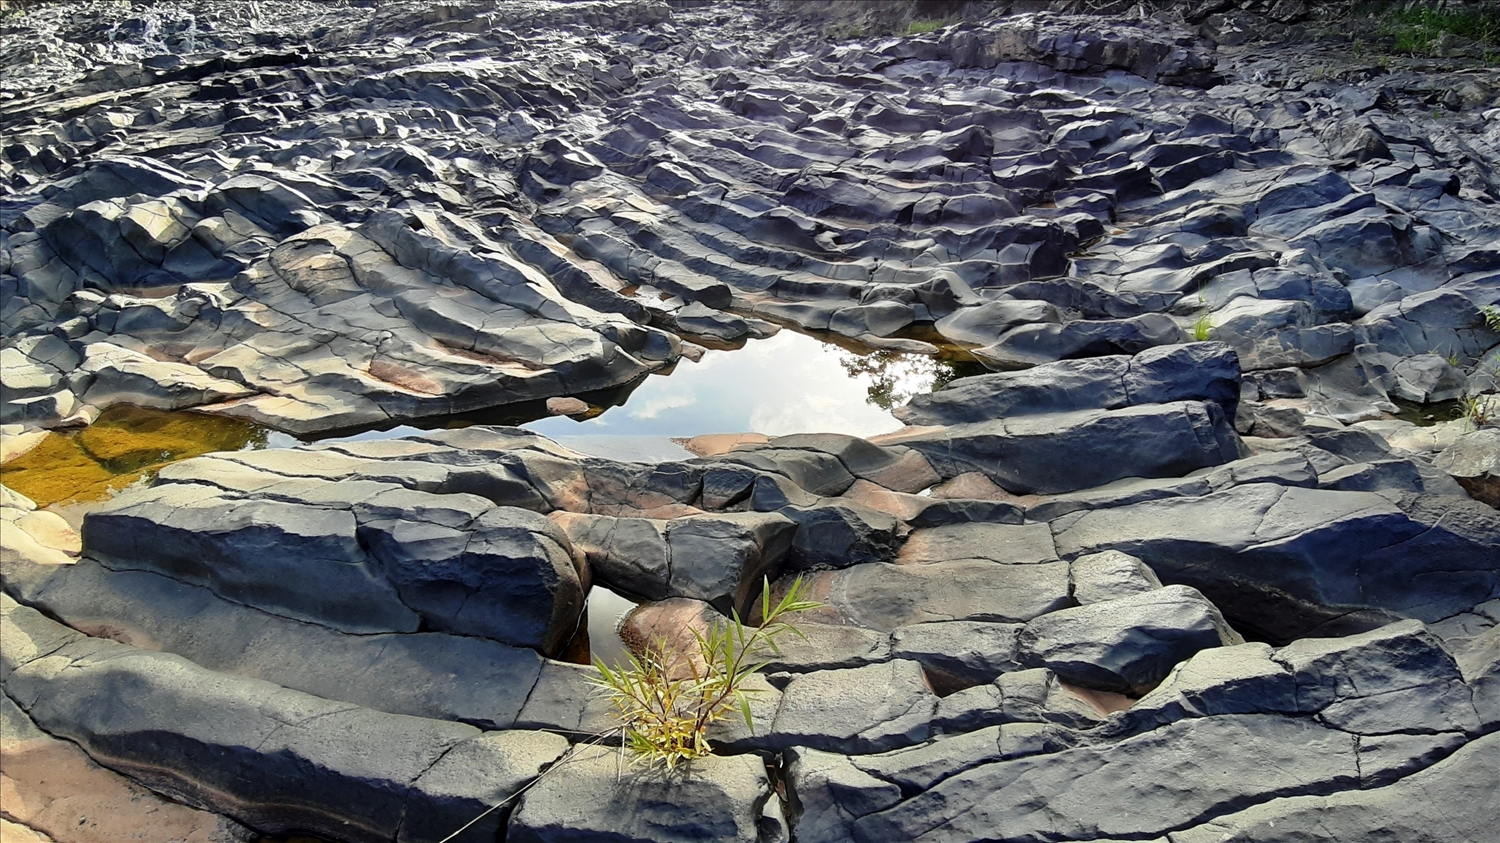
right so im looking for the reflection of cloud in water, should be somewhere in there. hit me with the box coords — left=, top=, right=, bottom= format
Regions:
left=750, top=393, right=866, bottom=438
left=627, top=392, right=696, bottom=421
left=524, top=330, right=920, bottom=440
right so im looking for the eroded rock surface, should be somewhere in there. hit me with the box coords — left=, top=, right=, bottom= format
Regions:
left=3, top=1, right=1500, bottom=841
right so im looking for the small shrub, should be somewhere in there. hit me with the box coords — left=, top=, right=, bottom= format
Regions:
left=591, top=577, right=820, bottom=768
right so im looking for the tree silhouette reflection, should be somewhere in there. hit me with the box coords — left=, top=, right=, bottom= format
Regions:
left=838, top=349, right=988, bottom=411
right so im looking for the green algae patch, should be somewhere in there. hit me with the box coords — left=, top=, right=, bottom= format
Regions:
left=1, top=406, right=271, bottom=507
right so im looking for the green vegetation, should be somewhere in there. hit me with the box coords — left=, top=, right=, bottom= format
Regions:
left=591, top=577, right=819, bottom=768
left=1455, top=393, right=1494, bottom=430
left=1192, top=312, right=1214, bottom=342
left=1374, top=4, right=1500, bottom=58
left=906, top=18, right=948, bottom=35
left=1481, top=305, right=1500, bottom=333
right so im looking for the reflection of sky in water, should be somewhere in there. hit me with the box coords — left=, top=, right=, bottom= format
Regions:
left=526, top=330, right=916, bottom=440
left=320, top=330, right=974, bottom=456
left=587, top=585, right=637, bottom=668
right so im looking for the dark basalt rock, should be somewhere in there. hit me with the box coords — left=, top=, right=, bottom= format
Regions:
left=1018, top=584, right=1243, bottom=694
left=3, top=1, right=1500, bottom=840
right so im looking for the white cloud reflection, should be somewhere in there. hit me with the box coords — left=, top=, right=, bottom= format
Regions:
left=525, top=330, right=910, bottom=440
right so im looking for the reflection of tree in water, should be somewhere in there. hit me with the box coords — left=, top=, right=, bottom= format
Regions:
left=838, top=349, right=988, bottom=411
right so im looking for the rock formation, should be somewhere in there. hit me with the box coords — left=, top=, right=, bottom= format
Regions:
left=2, top=0, right=1498, bottom=841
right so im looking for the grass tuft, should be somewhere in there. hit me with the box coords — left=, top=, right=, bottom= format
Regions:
left=591, top=576, right=820, bottom=768
left=1191, top=312, right=1214, bottom=342
left=1455, top=393, right=1495, bottom=430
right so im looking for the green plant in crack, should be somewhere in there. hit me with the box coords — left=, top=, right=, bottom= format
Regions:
left=1454, top=393, right=1495, bottom=430
left=1481, top=305, right=1500, bottom=333
left=1192, top=311, right=1214, bottom=342
left=590, top=576, right=819, bottom=768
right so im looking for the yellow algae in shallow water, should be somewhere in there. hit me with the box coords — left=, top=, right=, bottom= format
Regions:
left=0, top=406, right=271, bottom=507
left=77, top=405, right=268, bottom=473
left=0, top=434, right=131, bottom=507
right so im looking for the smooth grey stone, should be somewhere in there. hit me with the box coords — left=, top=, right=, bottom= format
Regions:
left=895, top=401, right=1242, bottom=495
left=897, top=521, right=1057, bottom=566
left=1434, top=429, right=1500, bottom=507
left=1018, top=585, right=1242, bottom=694
left=1115, top=642, right=1298, bottom=736
left=1165, top=732, right=1497, bottom=843
left=767, top=659, right=937, bottom=754
left=1276, top=620, right=1480, bottom=734
left=851, top=715, right=1358, bottom=843
left=788, top=559, right=1071, bottom=631
left=4, top=598, right=563, bottom=843
left=1052, top=483, right=1500, bottom=641
left=554, top=511, right=794, bottom=616
left=891, top=620, right=1024, bottom=686
left=507, top=745, right=786, bottom=843
left=1070, top=550, right=1163, bottom=604
left=785, top=748, right=903, bottom=843
left=12, top=558, right=544, bottom=729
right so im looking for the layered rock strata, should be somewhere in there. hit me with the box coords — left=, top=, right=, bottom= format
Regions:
left=2, top=0, right=1500, bottom=841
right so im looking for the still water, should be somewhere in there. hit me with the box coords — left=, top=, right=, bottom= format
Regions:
left=325, top=328, right=981, bottom=458
left=3, top=328, right=979, bottom=659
